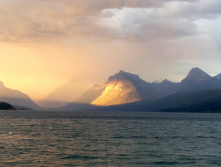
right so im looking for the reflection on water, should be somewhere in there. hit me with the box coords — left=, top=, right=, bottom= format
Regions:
left=0, top=111, right=221, bottom=166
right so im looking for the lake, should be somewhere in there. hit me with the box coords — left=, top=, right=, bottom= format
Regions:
left=0, top=111, right=221, bottom=166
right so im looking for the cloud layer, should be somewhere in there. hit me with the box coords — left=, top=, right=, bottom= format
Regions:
left=0, top=0, right=221, bottom=42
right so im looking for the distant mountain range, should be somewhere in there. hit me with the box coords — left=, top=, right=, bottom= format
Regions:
left=60, top=67, right=221, bottom=112
left=1, top=67, right=221, bottom=112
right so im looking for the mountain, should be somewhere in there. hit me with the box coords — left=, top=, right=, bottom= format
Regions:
left=182, top=67, right=212, bottom=84
left=0, top=81, right=40, bottom=110
left=178, top=67, right=221, bottom=92
left=72, top=70, right=159, bottom=106
left=37, top=79, right=91, bottom=108
left=91, top=70, right=160, bottom=106
left=151, top=79, right=180, bottom=97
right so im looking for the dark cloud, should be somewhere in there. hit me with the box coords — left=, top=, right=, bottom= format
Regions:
left=0, top=0, right=220, bottom=42
left=164, top=0, right=221, bottom=20
left=98, top=7, right=199, bottom=41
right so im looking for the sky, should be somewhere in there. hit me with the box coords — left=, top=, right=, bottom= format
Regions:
left=1, top=0, right=221, bottom=101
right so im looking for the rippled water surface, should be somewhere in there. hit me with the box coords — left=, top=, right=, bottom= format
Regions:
left=0, top=111, right=221, bottom=166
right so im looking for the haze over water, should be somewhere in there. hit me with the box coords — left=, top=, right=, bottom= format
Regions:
left=0, top=111, right=221, bottom=166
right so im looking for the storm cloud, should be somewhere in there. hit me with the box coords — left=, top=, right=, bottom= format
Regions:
left=0, top=0, right=220, bottom=42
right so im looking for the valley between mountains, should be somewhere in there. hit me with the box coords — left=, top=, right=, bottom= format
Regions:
left=1, top=67, right=221, bottom=112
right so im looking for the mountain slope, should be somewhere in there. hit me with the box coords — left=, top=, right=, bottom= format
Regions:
left=151, top=79, right=180, bottom=97
left=37, top=79, right=91, bottom=108
left=74, top=84, right=105, bottom=104
left=215, top=73, right=221, bottom=80
left=152, top=88, right=221, bottom=112
left=90, top=70, right=159, bottom=106
left=90, top=88, right=221, bottom=113
left=182, top=67, right=212, bottom=84
left=0, top=81, right=40, bottom=110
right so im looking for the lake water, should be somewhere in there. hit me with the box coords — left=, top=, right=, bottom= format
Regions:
left=0, top=111, right=221, bottom=167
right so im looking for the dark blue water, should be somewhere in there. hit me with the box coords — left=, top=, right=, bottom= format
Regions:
left=0, top=111, right=221, bottom=166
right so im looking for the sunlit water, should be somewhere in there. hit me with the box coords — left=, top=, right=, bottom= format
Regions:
left=0, top=111, right=221, bottom=166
